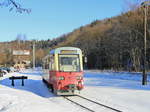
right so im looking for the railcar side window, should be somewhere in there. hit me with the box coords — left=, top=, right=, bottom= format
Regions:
left=51, top=59, right=55, bottom=70
left=49, top=55, right=55, bottom=70
left=59, top=55, right=80, bottom=72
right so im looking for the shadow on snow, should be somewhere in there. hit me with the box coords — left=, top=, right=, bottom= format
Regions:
left=0, top=78, right=56, bottom=98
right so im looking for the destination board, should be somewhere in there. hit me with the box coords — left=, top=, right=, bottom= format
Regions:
left=61, top=50, right=77, bottom=54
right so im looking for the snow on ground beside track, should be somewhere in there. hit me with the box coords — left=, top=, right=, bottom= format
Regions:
left=84, top=71, right=150, bottom=90
left=0, top=69, right=150, bottom=112
left=81, top=71, right=150, bottom=112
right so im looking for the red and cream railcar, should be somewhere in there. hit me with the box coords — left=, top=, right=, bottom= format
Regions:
left=42, top=47, right=84, bottom=95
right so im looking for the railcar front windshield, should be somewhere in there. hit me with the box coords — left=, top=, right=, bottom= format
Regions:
left=59, top=54, right=80, bottom=72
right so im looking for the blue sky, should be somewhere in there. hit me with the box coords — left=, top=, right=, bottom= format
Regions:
left=0, top=0, right=127, bottom=42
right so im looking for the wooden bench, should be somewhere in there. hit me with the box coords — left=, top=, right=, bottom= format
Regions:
left=9, top=76, right=28, bottom=86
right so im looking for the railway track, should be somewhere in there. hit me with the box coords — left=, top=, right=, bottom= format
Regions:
left=63, top=95, right=122, bottom=112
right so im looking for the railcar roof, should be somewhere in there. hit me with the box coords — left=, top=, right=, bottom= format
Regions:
left=50, top=47, right=82, bottom=54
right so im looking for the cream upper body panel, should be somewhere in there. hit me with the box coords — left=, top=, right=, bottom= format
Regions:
left=50, top=47, right=83, bottom=71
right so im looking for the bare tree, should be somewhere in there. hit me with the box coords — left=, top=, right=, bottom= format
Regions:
left=123, top=0, right=144, bottom=12
left=0, top=0, right=31, bottom=13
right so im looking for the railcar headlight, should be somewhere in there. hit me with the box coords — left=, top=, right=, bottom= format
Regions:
left=58, top=76, right=65, bottom=80
left=76, top=76, right=82, bottom=80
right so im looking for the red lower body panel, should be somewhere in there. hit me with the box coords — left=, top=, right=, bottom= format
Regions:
left=48, top=71, right=84, bottom=93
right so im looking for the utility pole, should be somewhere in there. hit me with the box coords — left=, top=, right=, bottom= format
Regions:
left=141, top=1, right=150, bottom=85
left=33, top=41, right=35, bottom=69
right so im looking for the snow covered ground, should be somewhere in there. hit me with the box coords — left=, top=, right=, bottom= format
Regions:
left=0, top=69, right=150, bottom=112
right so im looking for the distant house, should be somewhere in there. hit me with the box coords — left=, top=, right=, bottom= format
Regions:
left=13, top=50, right=31, bottom=69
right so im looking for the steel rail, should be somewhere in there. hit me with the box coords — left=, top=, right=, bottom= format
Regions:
left=64, top=96, right=95, bottom=112
left=64, top=95, right=123, bottom=112
left=77, top=95, right=122, bottom=112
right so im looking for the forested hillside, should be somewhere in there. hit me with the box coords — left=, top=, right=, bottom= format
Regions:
left=0, top=6, right=150, bottom=72
left=54, top=7, right=150, bottom=71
